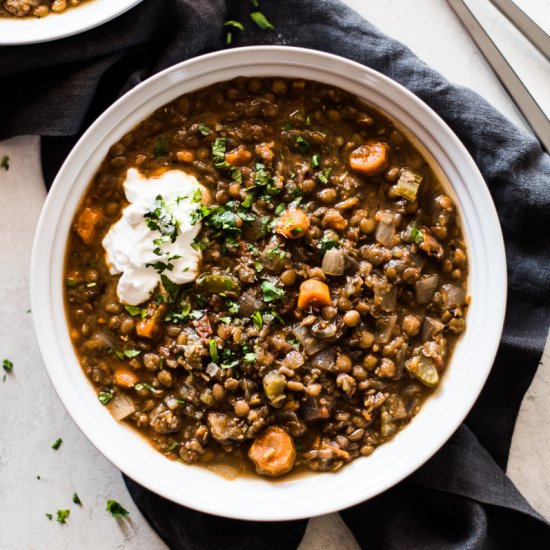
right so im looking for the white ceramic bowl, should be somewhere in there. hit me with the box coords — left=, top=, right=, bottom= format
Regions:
left=31, top=46, right=507, bottom=521
left=0, top=0, right=142, bottom=45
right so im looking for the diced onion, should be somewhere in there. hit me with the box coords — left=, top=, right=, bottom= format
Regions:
left=375, top=314, right=397, bottom=344
left=421, top=316, right=445, bottom=342
left=415, top=274, right=439, bottom=304
left=375, top=219, right=396, bottom=248
left=292, top=325, right=326, bottom=355
left=310, top=348, right=337, bottom=370
left=322, top=248, right=346, bottom=276
left=108, top=392, right=136, bottom=421
left=374, top=280, right=397, bottom=312
left=441, top=284, right=466, bottom=309
left=208, top=463, right=240, bottom=480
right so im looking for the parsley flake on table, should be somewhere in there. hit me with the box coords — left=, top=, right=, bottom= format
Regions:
left=250, top=11, right=275, bottom=30
left=3, top=359, right=13, bottom=373
left=73, top=493, right=82, bottom=505
left=0, top=155, right=9, bottom=171
left=51, top=438, right=63, bottom=450
left=45, top=513, right=53, bottom=520
left=56, top=509, right=70, bottom=524
left=224, top=19, right=244, bottom=45
left=106, top=500, right=130, bottom=518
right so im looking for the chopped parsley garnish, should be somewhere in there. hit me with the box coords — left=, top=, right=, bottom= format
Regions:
left=124, top=305, right=147, bottom=321
left=167, top=441, right=180, bottom=452
left=311, top=153, right=320, bottom=168
left=51, top=438, right=63, bottom=450
left=0, top=155, right=9, bottom=171
left=410, top=226, right=424, bottom=244
left=165, top=301, right=191, bottom=323
left=160, top=274, right=180, bottom=302
left=212, top=137, right=230, bottom=169
left=98, top=390, right=114, bottom=405
left=209, top=340, right=220, bottom=363
left=253, top=258, right=263, bottom=272
left=192, top=188, right=203, bottom=203
left=317, top=168, right=332, bottom=184
left=251, top=310, right=263, bottom=329
left=274, top=203, right=286, bottom=215
left=260, top=280, right=285, bottom=302
left=296, top=135, right=310, bottom=153
left=319, top=235, right=342, bottom=252
left=198, top=124, right=211, bottom=136
left=73, top=493, right=82, bottom=505
left=3, top=359, right=13, bottom=372
left=144, top=195, right=180, bottom=243
left=250, top=10, right=275, bottom=30
left=46, top=513, right=53, bottom=520
left=282, top=122, right=293, bottom=131
left=106, top=500, right=130, bottom=519
left=290, top=226, right=303, bottom=236
left=231, top=168, right=243, bottom=184
left=109, top=348, right=141, bottom=360
left=226, top=299, right=240, bottom=314
left=56, top=509, right=70, bottom=524
left=66, top=278, right=78, bottom=287
left=153, top=135, right=169, bottom=158
left=134, top=382, right=157, bottom=392
left=244, top=352, right=256, bottom=364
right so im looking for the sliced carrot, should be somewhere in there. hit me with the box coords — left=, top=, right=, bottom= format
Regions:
left=225, top=145, right=252, bottom=167
left=176, top=149, right=195, bottom=163
left=151, top=166, right=170, bottom=177
left=75, top=207, right=102, bottom=245
left=254, top=143, right=274, bottom=163
left=248, top=426, right=296, bottom=477
left=349, top=141, right=388, bottom=176
left=136, top=301, right=167, bottom=339
left=297, top=279, right=331, bottom=309
left=275, top=207, right=310, bottom=239
left=113, top=367, right=139, bottom=389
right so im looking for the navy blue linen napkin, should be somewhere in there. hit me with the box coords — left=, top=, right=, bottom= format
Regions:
left=2, top=0, right=550, bottom=548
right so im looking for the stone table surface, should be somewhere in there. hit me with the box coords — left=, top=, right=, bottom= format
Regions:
left=0, top=1, right=549, bottom=548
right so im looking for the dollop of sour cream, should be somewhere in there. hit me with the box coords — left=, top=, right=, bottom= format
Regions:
left=102, top=168, right=207, bottom=305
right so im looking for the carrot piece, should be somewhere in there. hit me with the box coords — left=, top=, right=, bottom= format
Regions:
left=176, top=149, right=195, bottom=163
left=254, top=143, right=274, bottom=163
left=225, top=145, right=252, bottom=167
left=136, top=302, right=167, bottom=339
left=248, top=426, right=296, bottom=477
left=297, top=279, right=331, bottom=309
left=113, top=368, right=139, bottom=389
left=75, top=207, right=102, bottom=245
left=275, top=207, right=311, bottom=239
left=349, top=141, right=389, bottom=176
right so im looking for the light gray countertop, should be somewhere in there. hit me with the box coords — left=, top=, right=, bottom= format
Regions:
left=1, top=1, right=549, bottom=548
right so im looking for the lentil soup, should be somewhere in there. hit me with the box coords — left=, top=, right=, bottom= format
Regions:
left=64, top=77, right=469, bottom=478
left=0, top=0, right=91, bottom=17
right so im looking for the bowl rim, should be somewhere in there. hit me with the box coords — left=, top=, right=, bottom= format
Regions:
left=0, top=0, right=143, bottom=45
left=30, top=45, right=507, bottom=521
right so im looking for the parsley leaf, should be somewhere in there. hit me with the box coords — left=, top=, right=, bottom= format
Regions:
left=106, top=500, right=130, bottom=519
left=251, top=310, right=263, bottom=329
left=260, top=280, right=285, bottom=302
left=56, top=509, right=70, bottom=524
left=192, top=188, right=203, bottom=203
left=209, top=340, right=220, bottom=363
left=317, top=168, right=332, bottom=184
left=108, top=348, right=141, bottom=360
left=46, top=513, right=53, bottom=520
left=73, top=493, right=82, bottom=505
left=3, top=359, right=13, bottom=372
left=212, top=137, right=230, bottom=169
left=124, top=305, right=143, bottom=317
left=134, top=382, right=157, bottom=392
left=311, top=153, right=320, bottom=168
left=144, top=195, right=180, bottom=243
left=319, top=236, right=342, bottom=252
left=153, top=136, right=169, bottom=158
left=243, top=352, right=256, bottom=364
left=198, top=124, right=211, bottom=136
left=98, top=390, right=114, bottom=405
left=231, top=168, right=243, bottom=184
left=224, top=19, right=244, bottom=31
left=250, top=11, right=275, bottom=30
left=410, top=226, right=424, bottom=244
left=296, top=135, right=310, bottom=153
left=51, top=438, right=63, bottom=450
left=225, top=299, right=240, bottom=314
left=0, top=155, right=9, bottom=171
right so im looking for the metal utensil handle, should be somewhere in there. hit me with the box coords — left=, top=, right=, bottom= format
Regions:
left=490, top=0, right=550, bottom=62
left=447, top=0, right=550, bottom=152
